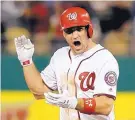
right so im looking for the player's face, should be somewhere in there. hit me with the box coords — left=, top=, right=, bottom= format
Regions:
left=63, top=26, right=90, bottom=55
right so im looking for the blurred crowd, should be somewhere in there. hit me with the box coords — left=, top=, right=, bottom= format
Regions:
left=1, top=1, right=135, bottom=56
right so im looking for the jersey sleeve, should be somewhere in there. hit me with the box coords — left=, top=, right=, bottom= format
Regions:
left=40, top=55, right=57, bottom=91
left=93, top=59, right=119, bottom=99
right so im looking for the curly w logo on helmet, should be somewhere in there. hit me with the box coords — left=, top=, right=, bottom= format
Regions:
left=67, top=12, right=77, bottom=20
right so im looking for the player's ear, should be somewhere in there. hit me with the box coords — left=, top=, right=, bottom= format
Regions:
left=63, top=31, right=66, bottom=38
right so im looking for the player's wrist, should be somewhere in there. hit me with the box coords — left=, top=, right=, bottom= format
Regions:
left=20, top=58, right=33, bottom=66
left=75, top=98, right=84, bottom=110
left=69, top=97, right=78, bottom=109
left=80, top=98, right=96, bottom=114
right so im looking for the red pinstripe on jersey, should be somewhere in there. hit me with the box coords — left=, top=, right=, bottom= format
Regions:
left=68, top=48, right=105, bottom=120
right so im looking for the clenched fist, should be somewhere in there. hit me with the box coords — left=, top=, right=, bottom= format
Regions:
left=14, top=35, right=34, bottom=66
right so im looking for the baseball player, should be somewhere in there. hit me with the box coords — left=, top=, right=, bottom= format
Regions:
left=14, top=7, right=119, bottom=120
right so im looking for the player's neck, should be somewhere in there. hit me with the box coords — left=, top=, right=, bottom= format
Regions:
left=87, top=40, right=97, bottom=51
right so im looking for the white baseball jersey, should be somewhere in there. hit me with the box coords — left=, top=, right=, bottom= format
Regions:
left=41, top=44, right=119, bottom=120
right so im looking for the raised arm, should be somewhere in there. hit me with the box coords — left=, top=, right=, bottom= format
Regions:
left=14, top=35, right=52, bottom=99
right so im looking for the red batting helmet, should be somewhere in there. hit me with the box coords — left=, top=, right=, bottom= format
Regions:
left=60, top=7, right=93, bottom=38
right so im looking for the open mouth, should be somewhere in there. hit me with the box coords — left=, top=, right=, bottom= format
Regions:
left=73, top=41, right=81, bottom=46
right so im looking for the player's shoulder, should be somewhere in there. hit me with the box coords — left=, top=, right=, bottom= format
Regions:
left=97, top=44, right=118, bottom=64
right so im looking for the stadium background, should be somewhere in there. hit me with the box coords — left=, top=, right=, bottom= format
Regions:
left=1, top=1, right=135, bottom=120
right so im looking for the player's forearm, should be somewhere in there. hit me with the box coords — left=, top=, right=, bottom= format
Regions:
left=23, top=63, right=51, bottom=95
left=94, top=96, right=114, bottom=115
left=76, top=96, right=114, bottom=115
left=14, top=35, right=51, bottom=98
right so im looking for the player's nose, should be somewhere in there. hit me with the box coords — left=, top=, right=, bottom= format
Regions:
left=72, top=31, right=79, bottom=39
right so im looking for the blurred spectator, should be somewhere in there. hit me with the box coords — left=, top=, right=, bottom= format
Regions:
left=19, top=1, right=50, bottom=34
left=1, top=1, right=28, bottom=27
left=49, top=1, right=63, bottom=39
left=102, top=3, right=132, bottom=56
left=91, top=18, right=102, bottom=44
left=129, top=20, right=135, bottom=56
left=5, top=27, right=30, bottom=55
left=18, top=4, right=38, bottom=33
left=1, top=1, right=29, bottom=54
left=129, top=1, right=135, bottom=56
left=131, top=1, right=135, bottom=17
left=1, top=21, right=7, bottom=53
left=90, top=1, right=112, bottom=34
left=30, top=1, right=50, bottom=33
left=49, top=1, right=68, bottom=54
left=91, top=1, right=133, bottom=34
left=33, top=33, right=51, bottom=56
left=73, top=1, right=96, bottom=18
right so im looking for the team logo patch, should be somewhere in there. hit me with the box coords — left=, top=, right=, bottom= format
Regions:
left=104, top=71, right=117, bottom=86
left=67, top=12, right=77, bottom=20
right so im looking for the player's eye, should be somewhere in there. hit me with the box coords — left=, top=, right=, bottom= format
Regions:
left=64, top=26, right=85, bottom=34
left=64, top=28, right=74, bottom=34
left=76, top=27, right=83, bottom=32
